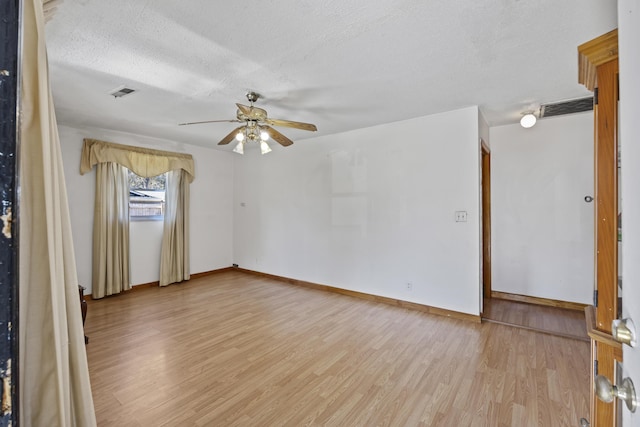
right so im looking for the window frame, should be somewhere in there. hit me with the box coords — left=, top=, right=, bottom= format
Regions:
left=128, top=171, right=166, bottom=221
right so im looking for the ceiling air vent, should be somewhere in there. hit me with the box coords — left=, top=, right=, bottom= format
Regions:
left=109, top=86, right=136, bottom=98
left=540, top=97, right=593, bottom=118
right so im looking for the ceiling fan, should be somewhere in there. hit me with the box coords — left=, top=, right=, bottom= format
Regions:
left=179, top=92, right=317, bottom=154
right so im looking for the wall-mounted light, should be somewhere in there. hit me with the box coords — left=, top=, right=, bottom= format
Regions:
left=520, top=113, right=537, bottom=128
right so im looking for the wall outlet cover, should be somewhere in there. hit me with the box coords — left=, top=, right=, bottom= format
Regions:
left=455, top=211, right=468, bottom=222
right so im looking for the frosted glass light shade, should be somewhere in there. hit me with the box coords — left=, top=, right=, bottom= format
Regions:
left=235, top=131, right=245, bottom=141
left=260, top=141, right=272, bottom=155
left=233, top=141, right=244, bottom=154
left=520, top=113, right=537, bottom=128
left=260, top=131, right=269, bottom=141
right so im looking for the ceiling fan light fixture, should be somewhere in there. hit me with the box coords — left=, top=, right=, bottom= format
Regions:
left=233, top=141, right=244, bottom=155
left=260, top=141, right=272, bottom=155
left=182, top=92, right=317, bottom=152
left=520, top=113, right=537, bottom=128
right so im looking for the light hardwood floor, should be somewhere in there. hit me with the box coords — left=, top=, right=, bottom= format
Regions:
left=85, top=271, right=590, bottom=426
left=482, top=298, right=589, bottom=342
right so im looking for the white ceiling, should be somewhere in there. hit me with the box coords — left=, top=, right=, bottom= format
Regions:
left=45, top=0, right=617, bottom=150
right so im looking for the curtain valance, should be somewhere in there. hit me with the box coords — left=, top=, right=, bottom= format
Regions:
left=80, top=138, right=195, bottom=182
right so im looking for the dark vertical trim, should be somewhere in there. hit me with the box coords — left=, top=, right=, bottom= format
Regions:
left=481, top=142, right=491, bottom=306
left=0, top=0, right=20, bottom=425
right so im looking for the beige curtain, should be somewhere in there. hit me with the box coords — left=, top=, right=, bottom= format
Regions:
left=92, top=162, right=131, bottom=299
left=19, top=0, right=97, bottom=425
left=80, top=139, right=194, bottom=290
left=160, top=169, right=191, bottom=286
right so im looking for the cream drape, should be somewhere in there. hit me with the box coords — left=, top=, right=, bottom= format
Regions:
left=160, top=169, right=191, bottom=286
left=19, top=0, right=97, bottom=425
left=92, top=162, right=131, bottom=299
left=80, top=139, right=194, bottom=290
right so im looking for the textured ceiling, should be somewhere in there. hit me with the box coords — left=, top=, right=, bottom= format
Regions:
left=45, top=0, right=617, bottom=150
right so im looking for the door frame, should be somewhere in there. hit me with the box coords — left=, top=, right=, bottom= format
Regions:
left=481, top=140, right=492, bottom=304
left=0, top=0, right=20, bottom=424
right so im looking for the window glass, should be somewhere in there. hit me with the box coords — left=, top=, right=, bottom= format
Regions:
left=128, top=170, right=166, bottom=220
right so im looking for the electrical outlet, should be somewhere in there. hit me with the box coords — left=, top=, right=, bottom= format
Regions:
left=406, top=282, right=412, bottom=291
left=455, top=211, right=467, bottom=222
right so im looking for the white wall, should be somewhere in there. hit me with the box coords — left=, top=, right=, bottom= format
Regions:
left=59, top=125, right=235, bottom=293
left=233, top=106, right=482, bottom=316
left=619, top=2, right=640, bottom=426
left=490, top=112, right=594, bottom=304
left=478, top=110, right=490, bottom=147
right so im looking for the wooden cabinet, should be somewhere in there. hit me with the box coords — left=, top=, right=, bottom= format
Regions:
left=578, top=29, right=622, bottom=427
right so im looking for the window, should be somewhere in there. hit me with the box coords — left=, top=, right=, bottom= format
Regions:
left=128, top=170, right=166, bottom=220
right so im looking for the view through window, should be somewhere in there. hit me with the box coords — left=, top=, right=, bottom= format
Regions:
left=128, top=170, right=166, bottom=219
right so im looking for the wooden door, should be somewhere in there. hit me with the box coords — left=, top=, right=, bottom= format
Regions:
left=578, top=29, right=623, bottom=426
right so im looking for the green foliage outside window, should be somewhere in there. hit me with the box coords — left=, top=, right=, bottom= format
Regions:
left=128, top=170, right=166, bottom=190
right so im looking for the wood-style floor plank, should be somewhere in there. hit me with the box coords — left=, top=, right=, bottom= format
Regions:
left=85, top=271, right=590, bottom=426
left=482, top=297, right=589, bottom=341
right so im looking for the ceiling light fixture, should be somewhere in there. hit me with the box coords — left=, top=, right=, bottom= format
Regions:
left=231, top=123, right=272, bottom=155
left=232, top=141, right=244, bottom=154
left=260, top=141, right=272, bottom=154
left=520, top=112, right=537, bottom=128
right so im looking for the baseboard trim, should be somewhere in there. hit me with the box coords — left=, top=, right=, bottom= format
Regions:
left=236, top=267, right=481, bottom=323
left=490, top=291, right=587, bottom=311
left=85, top=266, right=235, bottom=301
left=190, top=267, right=235, bottom=280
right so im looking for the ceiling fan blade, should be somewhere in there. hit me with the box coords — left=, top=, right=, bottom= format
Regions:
left=267, top=118, right=317, bottom=132
left=218, top=126, right=245, bottom=145
left=179, top=119, right=241, bottom=126
left=264, top=126, right=294, bottom=147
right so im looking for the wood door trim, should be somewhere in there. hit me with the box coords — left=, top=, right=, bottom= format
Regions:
left=578, top=29, right=618, bottom=91
left=594, top=59, right=619, bottom=332
left=481, top=142, right=491, bottom=301
left=584, top=306, right=623, bottom=348
left=481, top=139, right=490, bottom=153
